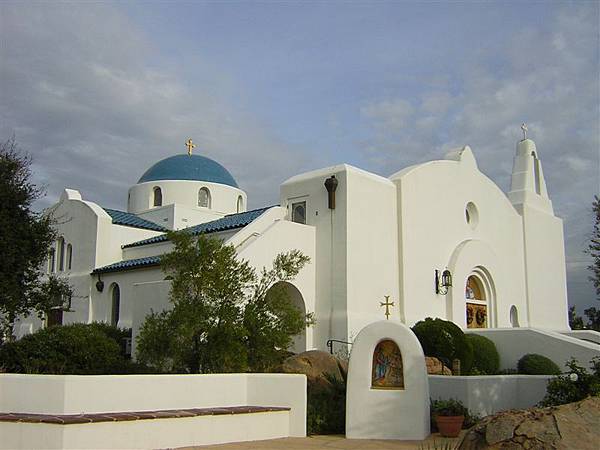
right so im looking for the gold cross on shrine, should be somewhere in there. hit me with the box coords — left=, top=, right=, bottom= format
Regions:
left=186, top=138, right=196, bottom=156
left=380, top=295, right=395, bottom=320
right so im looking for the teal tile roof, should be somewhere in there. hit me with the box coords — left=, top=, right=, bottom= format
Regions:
left=138, top=154, right=239, bottom=188
left=103, top=208, right=167, bottom=232
left=122, top=206, right=273, bottom=249
left=92, top=206, right=274, bottom=274
left=92, top=256, right=161, bottom=274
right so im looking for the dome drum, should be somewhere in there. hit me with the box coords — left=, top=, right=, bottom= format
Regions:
left=129, top=154, right=246, bottom=217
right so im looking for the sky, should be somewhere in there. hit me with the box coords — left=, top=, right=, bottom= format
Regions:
left=1, top=1, right=598, bottom=312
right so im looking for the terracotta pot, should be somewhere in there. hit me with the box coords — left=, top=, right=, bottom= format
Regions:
left=435, top=415, right=464, bottom=437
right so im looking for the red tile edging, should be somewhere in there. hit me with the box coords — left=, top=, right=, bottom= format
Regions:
left=0, top=405, right=290, bottom=425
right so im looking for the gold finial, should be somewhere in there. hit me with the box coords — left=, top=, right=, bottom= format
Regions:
left=521, top=123, right=528, bottom=141
left=186, top=138, right=196, bottom=156
left=380, top=295, right=395, bottom=320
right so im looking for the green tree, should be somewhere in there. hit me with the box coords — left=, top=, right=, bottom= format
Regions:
left=588, top=196, right=600, bottom=301
left=569, top=306, right=585, bottom=330
left=0, top=138, right=71, bottom=340
left=136, top=232, right=310, bottom=373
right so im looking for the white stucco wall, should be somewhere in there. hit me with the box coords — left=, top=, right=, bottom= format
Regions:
left=391, top=147, right=529, bottom=329
left=429, top=375, right=552, bottom=417
left=466, top=328, right=600, bottom=371
left=129, top=180, right=246, bottom=219
left=560, top=330, right=600, bottom=345
left=0, top=373, right=306, bottom=449
left=281, top=165, right=401, bottom=350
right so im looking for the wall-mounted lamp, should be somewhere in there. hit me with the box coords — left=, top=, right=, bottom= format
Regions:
left=95, top=274, right=104, bottom=292
left=324, top=175, right=338, bottom=209
left=435, top=269, right=452, bottom=295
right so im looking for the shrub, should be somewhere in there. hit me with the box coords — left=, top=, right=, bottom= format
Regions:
left=465, top=334, right=499, bottom=375
left=0, top=323, right=141, bottom=374
left=517, top=354, right=561, bottom=375
left=412, top=318, right=473, bottom=374
left=307, top=373, right=346, bottom=435
left=430, top=398, right=480, bottom=431
left=539, top=357, right=600, bottom=407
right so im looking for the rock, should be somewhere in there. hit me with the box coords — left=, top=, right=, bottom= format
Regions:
left=426, top=356, right=453, bottom=375
left=458, top=397, right=600, bottom=450
left=485, top=414, right=521, bottom=444
left=279, top=350, right=343, bottom=384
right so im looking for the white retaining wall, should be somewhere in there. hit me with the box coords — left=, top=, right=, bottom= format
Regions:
left=429, top=375, right=552, bottom=417
left=466, top=328, right=600, bottom=371
left=0, top=373, right=306, bottom=449
left=560, top=330, right=600, bottom=345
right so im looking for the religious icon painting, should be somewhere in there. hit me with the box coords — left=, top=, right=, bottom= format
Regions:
left=371, top=339, right=404, bottom=389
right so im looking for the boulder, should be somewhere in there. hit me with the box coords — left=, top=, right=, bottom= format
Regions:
left=458, top=397, right=600, bottom=450
left=280, top=350, right=343, bottom=384
left=426, top=356, right=453, bottom=375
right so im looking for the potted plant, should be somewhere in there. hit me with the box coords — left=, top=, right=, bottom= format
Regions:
left=430, top=398, right=468, bottom=437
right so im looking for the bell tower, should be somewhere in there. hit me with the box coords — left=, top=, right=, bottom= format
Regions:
left=508, top=136, right=553, bottom=214
left=508, top=126, right=569, bottom=330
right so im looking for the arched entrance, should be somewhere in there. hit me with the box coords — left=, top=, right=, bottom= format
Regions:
left=265, top=281, right=307, bottom=353
left=465, top=268, right=494, bottom=329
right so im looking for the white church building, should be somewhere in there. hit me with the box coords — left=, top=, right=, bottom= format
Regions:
left=16, top=135, right=570, bottom=353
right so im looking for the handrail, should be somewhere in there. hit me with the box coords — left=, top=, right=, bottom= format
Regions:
left=326, top=339, right=352, bottom=355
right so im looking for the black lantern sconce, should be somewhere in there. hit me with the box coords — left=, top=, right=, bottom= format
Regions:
left=95, top=274, right=105, bottom=292
left=435, top=269, right=452, bottom=295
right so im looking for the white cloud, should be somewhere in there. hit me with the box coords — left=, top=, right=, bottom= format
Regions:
left=361, top=99, right=414, bottom=133
left=358, top=4, right=599, bottom=309
left=0, top=3, right=308, bottom=211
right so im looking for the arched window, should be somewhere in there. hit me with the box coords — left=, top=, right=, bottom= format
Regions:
left=198, top=187, right=211, bottom=208
left=111, top=283, right=120, bottom=327
left=237, top=195, right=244, bottom=213
left=466, top=274, right=488, bottom=329
left=48, top=248, right=56, bottom=273
left=510, top=305, right=520, bottom=327
left=292, top=201, right=306, bottom=224
left=465, top=276, right=485, bottom=301
left=66, top=244, right=73, bottom=270
left=153, top=186, right=162, bottom=207
left=57, top=238, right=65, bottom=271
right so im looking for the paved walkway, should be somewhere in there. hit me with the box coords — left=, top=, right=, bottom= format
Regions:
left=178, top=433, right=465, bottom=449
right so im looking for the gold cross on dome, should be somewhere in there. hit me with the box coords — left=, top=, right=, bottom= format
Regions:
left=186, top=138, right=196, bottom=156
left=380, top=295, right=395, bottom=320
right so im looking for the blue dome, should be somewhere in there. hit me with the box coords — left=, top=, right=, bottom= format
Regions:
left=138, top=154, right=239, bottom=188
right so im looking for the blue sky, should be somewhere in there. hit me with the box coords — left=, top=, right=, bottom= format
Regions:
left=1, top=1, right=598, bottom=312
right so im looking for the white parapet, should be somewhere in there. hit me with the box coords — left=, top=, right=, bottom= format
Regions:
left=0, top=373, right=306, bottom=450
left=429, top=374, right=552, bottom=418
left=465, top=328, right=600, bottom=371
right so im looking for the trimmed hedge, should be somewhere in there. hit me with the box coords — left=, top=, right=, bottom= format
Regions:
left=411, top=317, right=473, bottom=374
left=466, top=333, right=500, bottom=375
left=0, top=323, right=144, bottom=375
left=517, top=354, right=561, bottom=375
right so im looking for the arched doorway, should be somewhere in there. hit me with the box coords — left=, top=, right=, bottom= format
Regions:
left=265, top=281, right=307, bottom=353
left=465, top=269, right=494, bottom=329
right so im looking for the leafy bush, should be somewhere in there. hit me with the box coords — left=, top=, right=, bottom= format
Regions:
left=307, top=373, right=346, bottom=435
left=430, top=398, right=468, bottom=417
left=0, top=323, right=142, bottom=374
left=539, top=357, right=600, bottom=407
left=517, top=354, right=561, bottom=375
left=412, top=318, right=473, bottom=374
left=465, top=334, right=499, bottom=375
